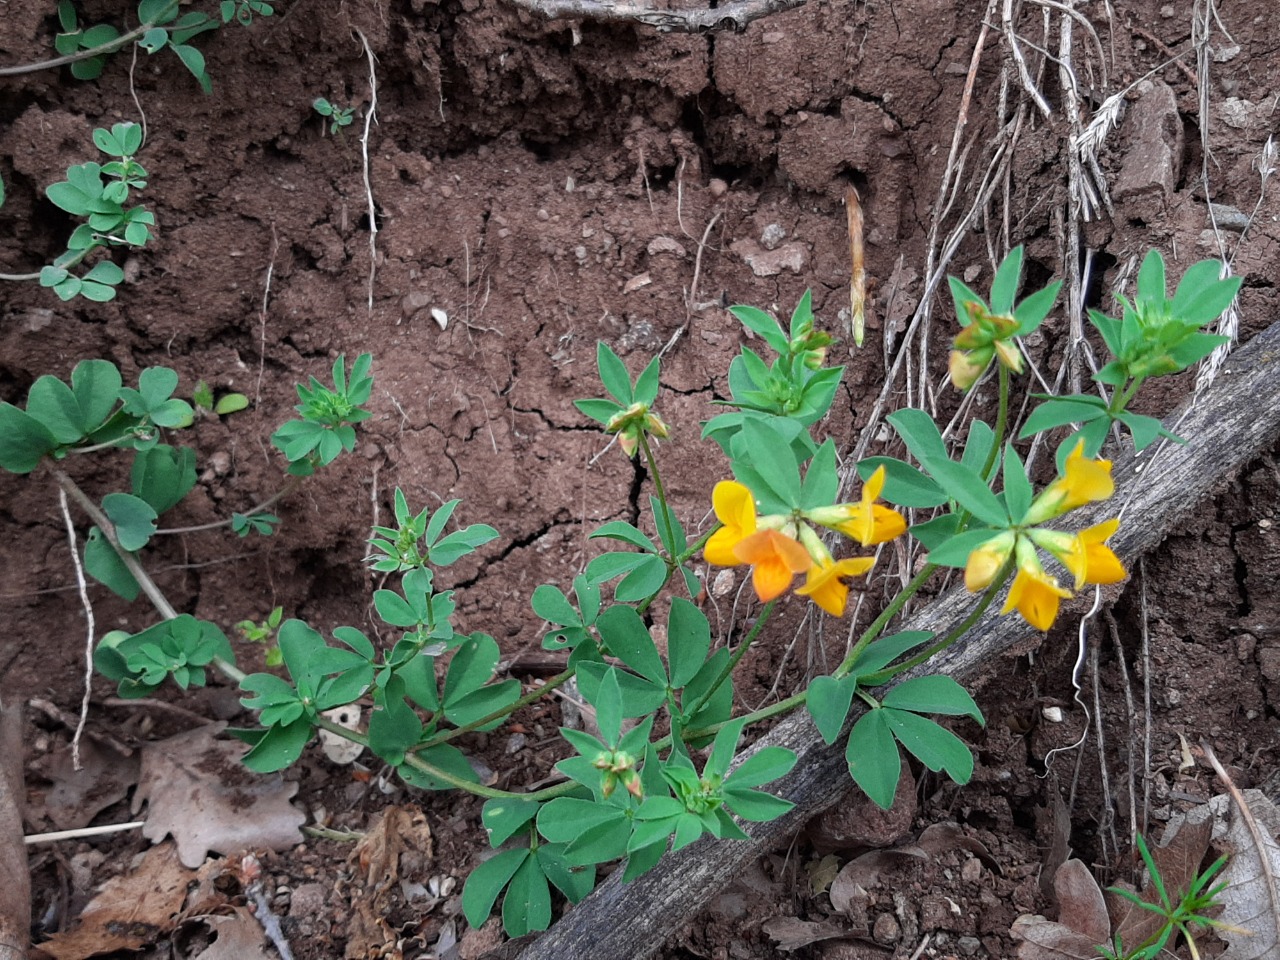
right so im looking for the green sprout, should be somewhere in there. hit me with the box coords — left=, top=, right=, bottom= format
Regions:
left=313, top=97, right=356, bottom=135
left=1100, top=831, right=1232, bottom=960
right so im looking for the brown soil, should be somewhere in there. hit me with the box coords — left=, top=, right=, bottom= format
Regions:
left=3, top=0, right=1280, bottom=957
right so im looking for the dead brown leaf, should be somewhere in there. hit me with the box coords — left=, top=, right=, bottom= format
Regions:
left=1212, top=788, right=1280, bottom=959
left=345, top=805, right=434, bottom=959
left=1108, top=807, right=1213, bottom=951
left=762, top=916, right=853, bottom=952
left=1010, top=859, right=1109, bottom=960
left=132, top=723, right=306, bottom=868
left=182, top=908, right=273, bottom=960
left=32, top=738, right=139, bottom=830
left=38, top=843, right=192, bottom=960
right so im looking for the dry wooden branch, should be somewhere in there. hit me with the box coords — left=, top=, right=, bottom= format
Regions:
left=0, top=697, right=29, bottom=960
left=518, top=318, right=1280, bottom=960
left=502, top=0, right=805, bottom=33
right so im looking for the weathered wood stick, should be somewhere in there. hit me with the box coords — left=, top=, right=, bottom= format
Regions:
left=518, top=319, right=1280, bottom=960
left=0, top=696, right=29, bottom=960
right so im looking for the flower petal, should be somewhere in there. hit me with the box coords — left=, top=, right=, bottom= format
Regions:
left=712, top=480, right=756, bottom=531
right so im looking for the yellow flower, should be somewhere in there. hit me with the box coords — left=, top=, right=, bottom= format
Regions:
left=733, top=529, right=812, bottom=602
left=964, top=531, right=1015, bottom=592
left=795, top=556, right=876, bottom=616
left=1077, top=519, right=1125, bottom=584
left=1002, top=564, right=1073, bottom=631
left=1030, top=519, right=1125, bottom=590
left=1024, top=440, right=1115, bottom=525
left=808, top=466, right=908, bottom=547
left=949, top=348, right=989, bottom=390
left=706, top=481, right=757, bottom=566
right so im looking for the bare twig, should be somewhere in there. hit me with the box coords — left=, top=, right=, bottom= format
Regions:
left=28, top=697, right=132, bottom=757
left=355, top=29, right=379, bottom=312
left=501, top=0, right=805, bottom=32
left=57, top=488, right=96, bottom=771
left=1003, top=0, right=1052, bottom=117
left=0, top=696, right=28, bottom=960
left=256, top=222, right=279, bottom=408
left=24, top=821, right=145, bottom=845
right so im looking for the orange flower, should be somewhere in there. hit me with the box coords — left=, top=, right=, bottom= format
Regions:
left=795, top=556, right=876, bottom=616
left=733, top=530, right=812, bottom=602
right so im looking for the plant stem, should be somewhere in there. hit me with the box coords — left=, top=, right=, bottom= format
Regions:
left=0, top=1, right=182, bottom=77
left=864, top=558, right=1014, bottom=681
left=981, top=362, right=1010, bottom=482
left=680, top=599, right=776, bottom=722
left=156, top=479, right=299, bottom=534
left=50, top=466, right=246, bottom=683
left=834, top=562, right=936, bottom=679
left=415, top=668, right=575, bottom=750
left=638, top=432, right=678, bottom=562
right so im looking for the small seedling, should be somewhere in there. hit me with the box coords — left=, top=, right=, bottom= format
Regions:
left=1100, top=831, right=1232, bottom=960
left=193, top=380, right=250, bottom=416
left=237, top=606, right=284, bottom=666
left=313, top=97, right=356, bottom=135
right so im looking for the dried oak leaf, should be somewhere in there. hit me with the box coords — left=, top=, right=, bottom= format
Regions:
left=1214, top=789, right=1280, bottom=959
left=345, top=805, right=435, bottom=960
left=38, top=843, right=191, bottom=960
left=131, top=723, right=305, bottom=869
left=1010, top=859, right=1110, bottom=959
left=32, top=738, right=140, bottom=830
left=179, top=907, right=274, bottom=960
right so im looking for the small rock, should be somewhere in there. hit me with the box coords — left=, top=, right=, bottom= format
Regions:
left=961, top=857, right=982, bottom=883
left=18, top=308, right=54, bottom=333
left=402, top=290, right=431, bottom=317
left=957, top=936, right=982, bottom=956
left=709, top=178, right=728, bottom=197
left=808, top=773, right=916, bottom=852
left=1258, top=647, right=1280, bottom=681
left=647, top=235, right=687, bottom=258
left=1218, top=97, right=1259, bottom=130
left=1212, top=43, right=1240, bottom=62
left=536, top=208, right=550, bottom=221
left=574, top=245, right=588, bottom=261
left=623, top=272, right=652, bottom=294
left=439, top=184, right=453, bottom=198
left=729, top=238, right=807, bottom=277
left=208, top=451, right=232, bottom=477
left=760, top=223, right=787, bottom=250
left=872, top=913, right=900, bottom=944
left=289, top=882, right=327, bottom=918
left=1209, top=202, right=1250, bottom=232
left=1114, top=79, right=1181, bottom=202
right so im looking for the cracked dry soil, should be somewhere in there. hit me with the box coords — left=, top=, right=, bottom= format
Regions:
left=4, top=0, right=1280, bottom=957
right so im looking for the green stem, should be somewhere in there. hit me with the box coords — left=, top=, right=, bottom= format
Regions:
left=156, top=479, right=299, bottom=534
left=638, top=431, right=678, bottom=563
left=834, top=562, right=937, bottom=679
left=680, top=599, right=776, bottom=722
left=0, top=1, right=182, bottom=77
left=51, top=465, right=247, bottom=684
left=981, top=362, right=1011, bottom=482
left=415, top=668, right=575, bottom=750
left=1110, top=376, right=1145, bottom=417
left=865, top=558, right=1014, bottom=681
left=0, top=246, right=95, bottom=283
